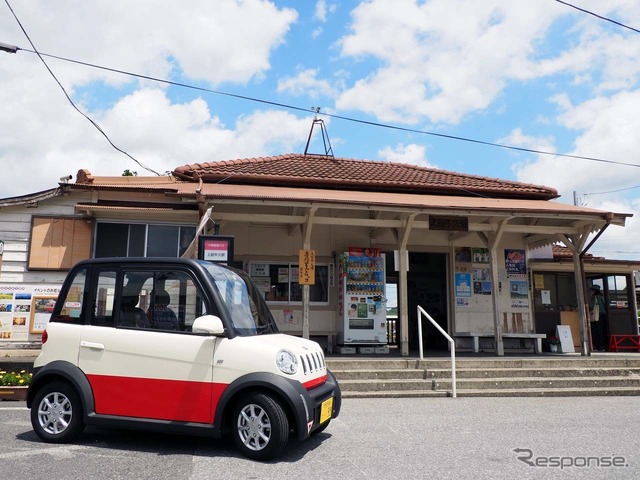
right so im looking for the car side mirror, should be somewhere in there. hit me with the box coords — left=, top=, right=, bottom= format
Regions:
left=192, top=315, right=225, bottom=335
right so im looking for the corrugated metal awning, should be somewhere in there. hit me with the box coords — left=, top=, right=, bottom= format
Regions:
left=74, top=203, right=199, bottom=223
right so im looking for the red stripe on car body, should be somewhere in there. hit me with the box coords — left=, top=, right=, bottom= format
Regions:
left=87, top=374, right=228, bottom=423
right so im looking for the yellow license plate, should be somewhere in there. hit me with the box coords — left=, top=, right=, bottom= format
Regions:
left=320, top=397, right=333, bottom=424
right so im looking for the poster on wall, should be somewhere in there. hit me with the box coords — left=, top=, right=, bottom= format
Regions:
left=505, top=249, right=526, bottom=275
left=455, top=273, right=472, bottom=298
left=472, top=248, right=489, bottom=264
left=474, top=281, right=492, bottom=295
left=541, top=290, right=551, bottom=305
left=472, top=267, right=490, bottom=282
left=454, top=247, right=472, bottom=263
left=30, top=296, right=58, bottom=333
left=0, top=284, right=61, bottom=341
left=510, top=280, right=529, bottom=308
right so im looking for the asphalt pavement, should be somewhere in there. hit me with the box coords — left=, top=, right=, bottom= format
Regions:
left=1, top=396, right=639, bottom=479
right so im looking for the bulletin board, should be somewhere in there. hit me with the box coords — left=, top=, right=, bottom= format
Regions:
left=30, top=296, right=58, bottom=334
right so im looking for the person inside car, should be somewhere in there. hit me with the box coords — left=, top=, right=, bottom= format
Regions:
left=147, top=289, right=179, bottom=330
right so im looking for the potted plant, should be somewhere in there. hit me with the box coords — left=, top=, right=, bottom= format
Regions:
left=0, top=369, right=32, bottom=401
left=547, top=336, right=561, bottom=353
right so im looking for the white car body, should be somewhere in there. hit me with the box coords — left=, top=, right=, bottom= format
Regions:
left=28, top=257, right=341, bottom=461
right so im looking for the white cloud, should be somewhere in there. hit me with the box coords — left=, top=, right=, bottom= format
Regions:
left=335, top=0, right=640, bottom=125
left=512, top=90, right=640, bottom=260
left=0, top=1, right=302, bottom=198
left=1, top=1, right=297, bottom=87
left=515, top=90, right=640, bottom=198
left=336, top=0, right=560, bottom=124
left=314, top=1, right=336, bottom=23
left=378, top=143, right=436, bottom=168
left=0, top=73, right=312, bottom=196
left=277, top=68, right=335, bottom=98
left=315, top=0, right=328, bottom=22
left=498, top=127, right=556, bottom=160
left=583, top=198, right=640, bottom=261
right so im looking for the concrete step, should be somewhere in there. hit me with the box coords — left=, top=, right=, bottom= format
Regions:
left=430, top=358, right=640, bottom=369
left=327, top=359, right=423, bottom=370
left=327, top=357, right=640, bottom=371
left=338, top=378, right=432, bottom=392
left=455, top=386, right=640, bottom=397
left=342, top=387, right=640, bottom=398
left=342, top=390, right=450, bottom=399
left=331, top=369, right=426, bottom=380
left=328, top=355, right=640, bottom=398
left=425, top=367, right=640, bottom=379
left=338, top=375, right=640, bottom=393
left=432, top=376, right=640, bottom=391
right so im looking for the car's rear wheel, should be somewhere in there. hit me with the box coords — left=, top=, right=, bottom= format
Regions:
left=232, top=393, right=289, bottom=461
left=30, top=381, right=85, bottom=443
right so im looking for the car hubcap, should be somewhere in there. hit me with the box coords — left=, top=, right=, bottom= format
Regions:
left=38, top=391, right=73, bottom=435
left=237, top=404, right=271, bottom=451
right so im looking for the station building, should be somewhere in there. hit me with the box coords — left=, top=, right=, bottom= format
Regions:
left=0, top=153, right=635, bottom=355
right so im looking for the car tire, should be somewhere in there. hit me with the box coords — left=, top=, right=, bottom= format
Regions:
left=232, top=393, right=289, bottom=461
left=30, top=381, right=85, bottom=443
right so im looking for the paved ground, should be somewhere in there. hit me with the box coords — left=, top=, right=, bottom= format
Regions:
left=1, top=396, right=639, bottom=479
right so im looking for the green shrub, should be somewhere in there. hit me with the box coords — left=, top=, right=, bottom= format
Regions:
left=0, top=370, right=32, bottom=386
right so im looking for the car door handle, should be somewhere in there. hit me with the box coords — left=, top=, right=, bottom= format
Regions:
left=80, top=341, right=105, bottom=350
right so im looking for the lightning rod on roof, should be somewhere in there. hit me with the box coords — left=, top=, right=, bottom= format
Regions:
left=304, top=107, right=334, bottom=158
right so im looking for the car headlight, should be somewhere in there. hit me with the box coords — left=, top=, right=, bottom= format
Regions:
left=276, top=349, right=298, bottom=375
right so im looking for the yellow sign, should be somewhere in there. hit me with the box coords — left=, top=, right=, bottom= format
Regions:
left=320, top=397, right=333, bottom=424
left=299, top=249, right=316, bottom=285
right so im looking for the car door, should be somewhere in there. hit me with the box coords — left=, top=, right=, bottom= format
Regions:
left=78, top=266, right=222, bottom=424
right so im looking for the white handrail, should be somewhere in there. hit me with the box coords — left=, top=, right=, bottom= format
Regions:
left=417, top=305, right=456, bottom=398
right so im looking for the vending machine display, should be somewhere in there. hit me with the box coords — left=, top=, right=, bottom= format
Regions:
left=337, top=248, right=387, bottom=346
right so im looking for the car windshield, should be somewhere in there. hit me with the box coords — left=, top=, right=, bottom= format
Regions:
left=201, top=261, right=277, bottom=336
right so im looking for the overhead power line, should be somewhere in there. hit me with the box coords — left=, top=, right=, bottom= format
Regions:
left=9, top=47, right=640, bottom=171
left=4, top=0, right=161, bottom=176
left=584, top=184, right=640, bottom=196
left=556, top=0, right=640, bottom=35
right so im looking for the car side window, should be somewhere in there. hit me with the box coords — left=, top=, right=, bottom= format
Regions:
left=92, top=270, right=117, bottom=327
left=55, top=267, right=88, bottom=324
left=118, top=271, right=151, bottom=329
left=118, top=269, right=212, bottom=332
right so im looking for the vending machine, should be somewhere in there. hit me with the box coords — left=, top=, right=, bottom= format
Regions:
left=337, top=248, right=387, bottom=351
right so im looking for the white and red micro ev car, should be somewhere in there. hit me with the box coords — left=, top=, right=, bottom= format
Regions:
left=28, top=257, right=340, bottom=461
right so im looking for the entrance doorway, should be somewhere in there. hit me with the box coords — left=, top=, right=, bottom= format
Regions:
left=532, top=272, right=637, bottom=352
left=589, top=275, right=637, bottom=338
left=388, top=252, right=448, bottom=351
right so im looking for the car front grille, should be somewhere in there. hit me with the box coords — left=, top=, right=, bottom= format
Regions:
left=299, top=350, right=326, bottom=375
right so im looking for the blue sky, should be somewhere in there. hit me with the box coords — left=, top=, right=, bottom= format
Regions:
left=2, top=1, right=640, bottom=259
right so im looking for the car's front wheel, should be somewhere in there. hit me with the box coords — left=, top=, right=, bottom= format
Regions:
left=231, top=393, right=289, bottom=461
left=30, top=381, right=85, bottom=443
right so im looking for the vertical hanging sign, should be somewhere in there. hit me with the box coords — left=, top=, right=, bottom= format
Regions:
left=299, top=249, right=316, bottom=285
left=198, top=235, right=234, bottom=265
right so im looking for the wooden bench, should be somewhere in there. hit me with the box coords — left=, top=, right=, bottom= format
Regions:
left=454, top=332, right=547, bottom=354
left=608, top=334, right=640, bottom=352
